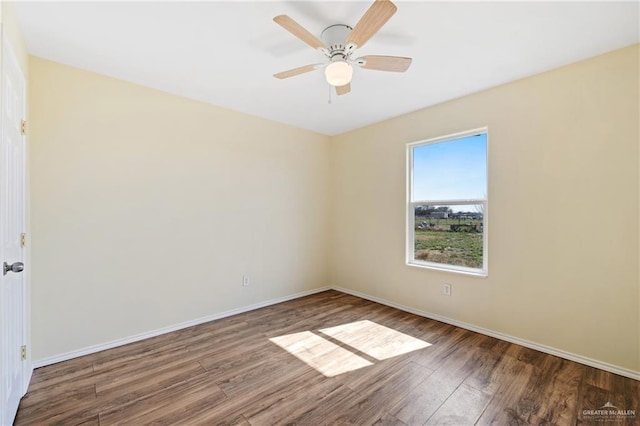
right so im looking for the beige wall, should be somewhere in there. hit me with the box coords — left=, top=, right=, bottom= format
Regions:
left=29, top=45, right=639, bottom=374
left=330, top=45, right=639, bottom=373
left=29, top=57, right=331, bottom=360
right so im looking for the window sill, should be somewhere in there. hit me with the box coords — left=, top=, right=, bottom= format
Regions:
left=407, top=261, right=488, bottom=278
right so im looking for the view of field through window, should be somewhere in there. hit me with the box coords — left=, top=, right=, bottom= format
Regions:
left=410, top=132, right=487, bottom=272
left=414, top=204, right=484, bottom=268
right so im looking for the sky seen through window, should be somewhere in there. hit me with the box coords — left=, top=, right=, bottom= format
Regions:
left=413, top=133, right=487, bottom=207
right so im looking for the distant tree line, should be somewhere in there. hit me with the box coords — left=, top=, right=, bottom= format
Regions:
left=415, top=205, right=483, bottom=219
left=416, top=206, right=452, bottom=214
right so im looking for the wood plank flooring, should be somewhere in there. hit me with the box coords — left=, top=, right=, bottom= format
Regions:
left=14, top=290, right=639, bottom=425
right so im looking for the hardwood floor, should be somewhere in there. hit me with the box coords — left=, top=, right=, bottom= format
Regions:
left=15, top=290, right=639, bottom=425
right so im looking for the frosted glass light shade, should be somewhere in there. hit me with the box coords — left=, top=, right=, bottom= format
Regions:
left=325, top=61, right=353, bottom=86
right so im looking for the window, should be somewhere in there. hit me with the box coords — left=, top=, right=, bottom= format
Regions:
left=407, top=128, right=488, bottom=276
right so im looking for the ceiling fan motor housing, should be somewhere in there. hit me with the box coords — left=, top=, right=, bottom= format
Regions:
left=321, top=24, right=353, bottom=61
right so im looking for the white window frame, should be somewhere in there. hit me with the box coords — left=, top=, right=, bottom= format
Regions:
left=406, top=127, right=489, bottom=277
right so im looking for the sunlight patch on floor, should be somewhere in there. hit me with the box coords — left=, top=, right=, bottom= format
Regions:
left=319, top=320, right=432, bottom=360
left=269, top=321, right=432, bottom=377
left=269, top=331, right=373, bottom=377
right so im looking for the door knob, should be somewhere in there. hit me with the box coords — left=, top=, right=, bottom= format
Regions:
left=3, top=262, right=24, bottom=276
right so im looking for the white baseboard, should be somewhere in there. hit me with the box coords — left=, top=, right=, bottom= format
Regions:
left=33, top=284, right=640, bottom=382
left=32, top=286, right=330, bottom=369
left=331, top=285, right=640, bottom=381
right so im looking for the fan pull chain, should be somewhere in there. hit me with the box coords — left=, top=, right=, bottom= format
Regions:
left=328, top=84, right=333, bottom=104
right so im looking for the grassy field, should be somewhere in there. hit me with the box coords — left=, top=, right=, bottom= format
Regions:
left=415, top=217, right=482, bottom=227
left=414, top=226, right=483, bottom=268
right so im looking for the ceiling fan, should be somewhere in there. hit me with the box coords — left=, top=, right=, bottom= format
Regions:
left=273, top=0, right=412, bottom=96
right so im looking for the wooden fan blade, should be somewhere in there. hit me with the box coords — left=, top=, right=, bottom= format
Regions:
left=336, top=83, right=351, bottom=96
left=274, top=15, right=325, bottom=50
left=346, top=0, right=397, bottom=48
left=360, top=55, right=412, bottom=72
left=274, top=64, right=320, bottom=79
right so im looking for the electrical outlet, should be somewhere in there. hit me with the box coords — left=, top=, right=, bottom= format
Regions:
left=242, top=276, right=250, bottom=287
left=443, top=283, right=452, bottom=296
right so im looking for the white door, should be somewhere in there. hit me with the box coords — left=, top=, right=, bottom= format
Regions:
left=0, top=28, right=28, bottom=426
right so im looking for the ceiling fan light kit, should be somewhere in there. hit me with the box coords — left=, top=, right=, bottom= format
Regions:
left=273, top=0, right=412, bottom=96
left=325, top=61, right=353, bottom=86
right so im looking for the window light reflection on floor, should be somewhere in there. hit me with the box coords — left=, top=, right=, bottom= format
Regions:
left=269, top=331, right=373, bottom=377
left=319, top=320, right=431, bottom=360
left=269, top=321, right=431, bottom=377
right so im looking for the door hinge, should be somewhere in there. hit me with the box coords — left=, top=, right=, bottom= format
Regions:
left=20, top=233, right=26, bottom=248
left=21, top=120, right=27, bottom=136
left=21, top=345, right=27, bottom=361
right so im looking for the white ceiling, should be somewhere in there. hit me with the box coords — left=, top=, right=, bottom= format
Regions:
left=13, top=1, right=639, bottom=136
